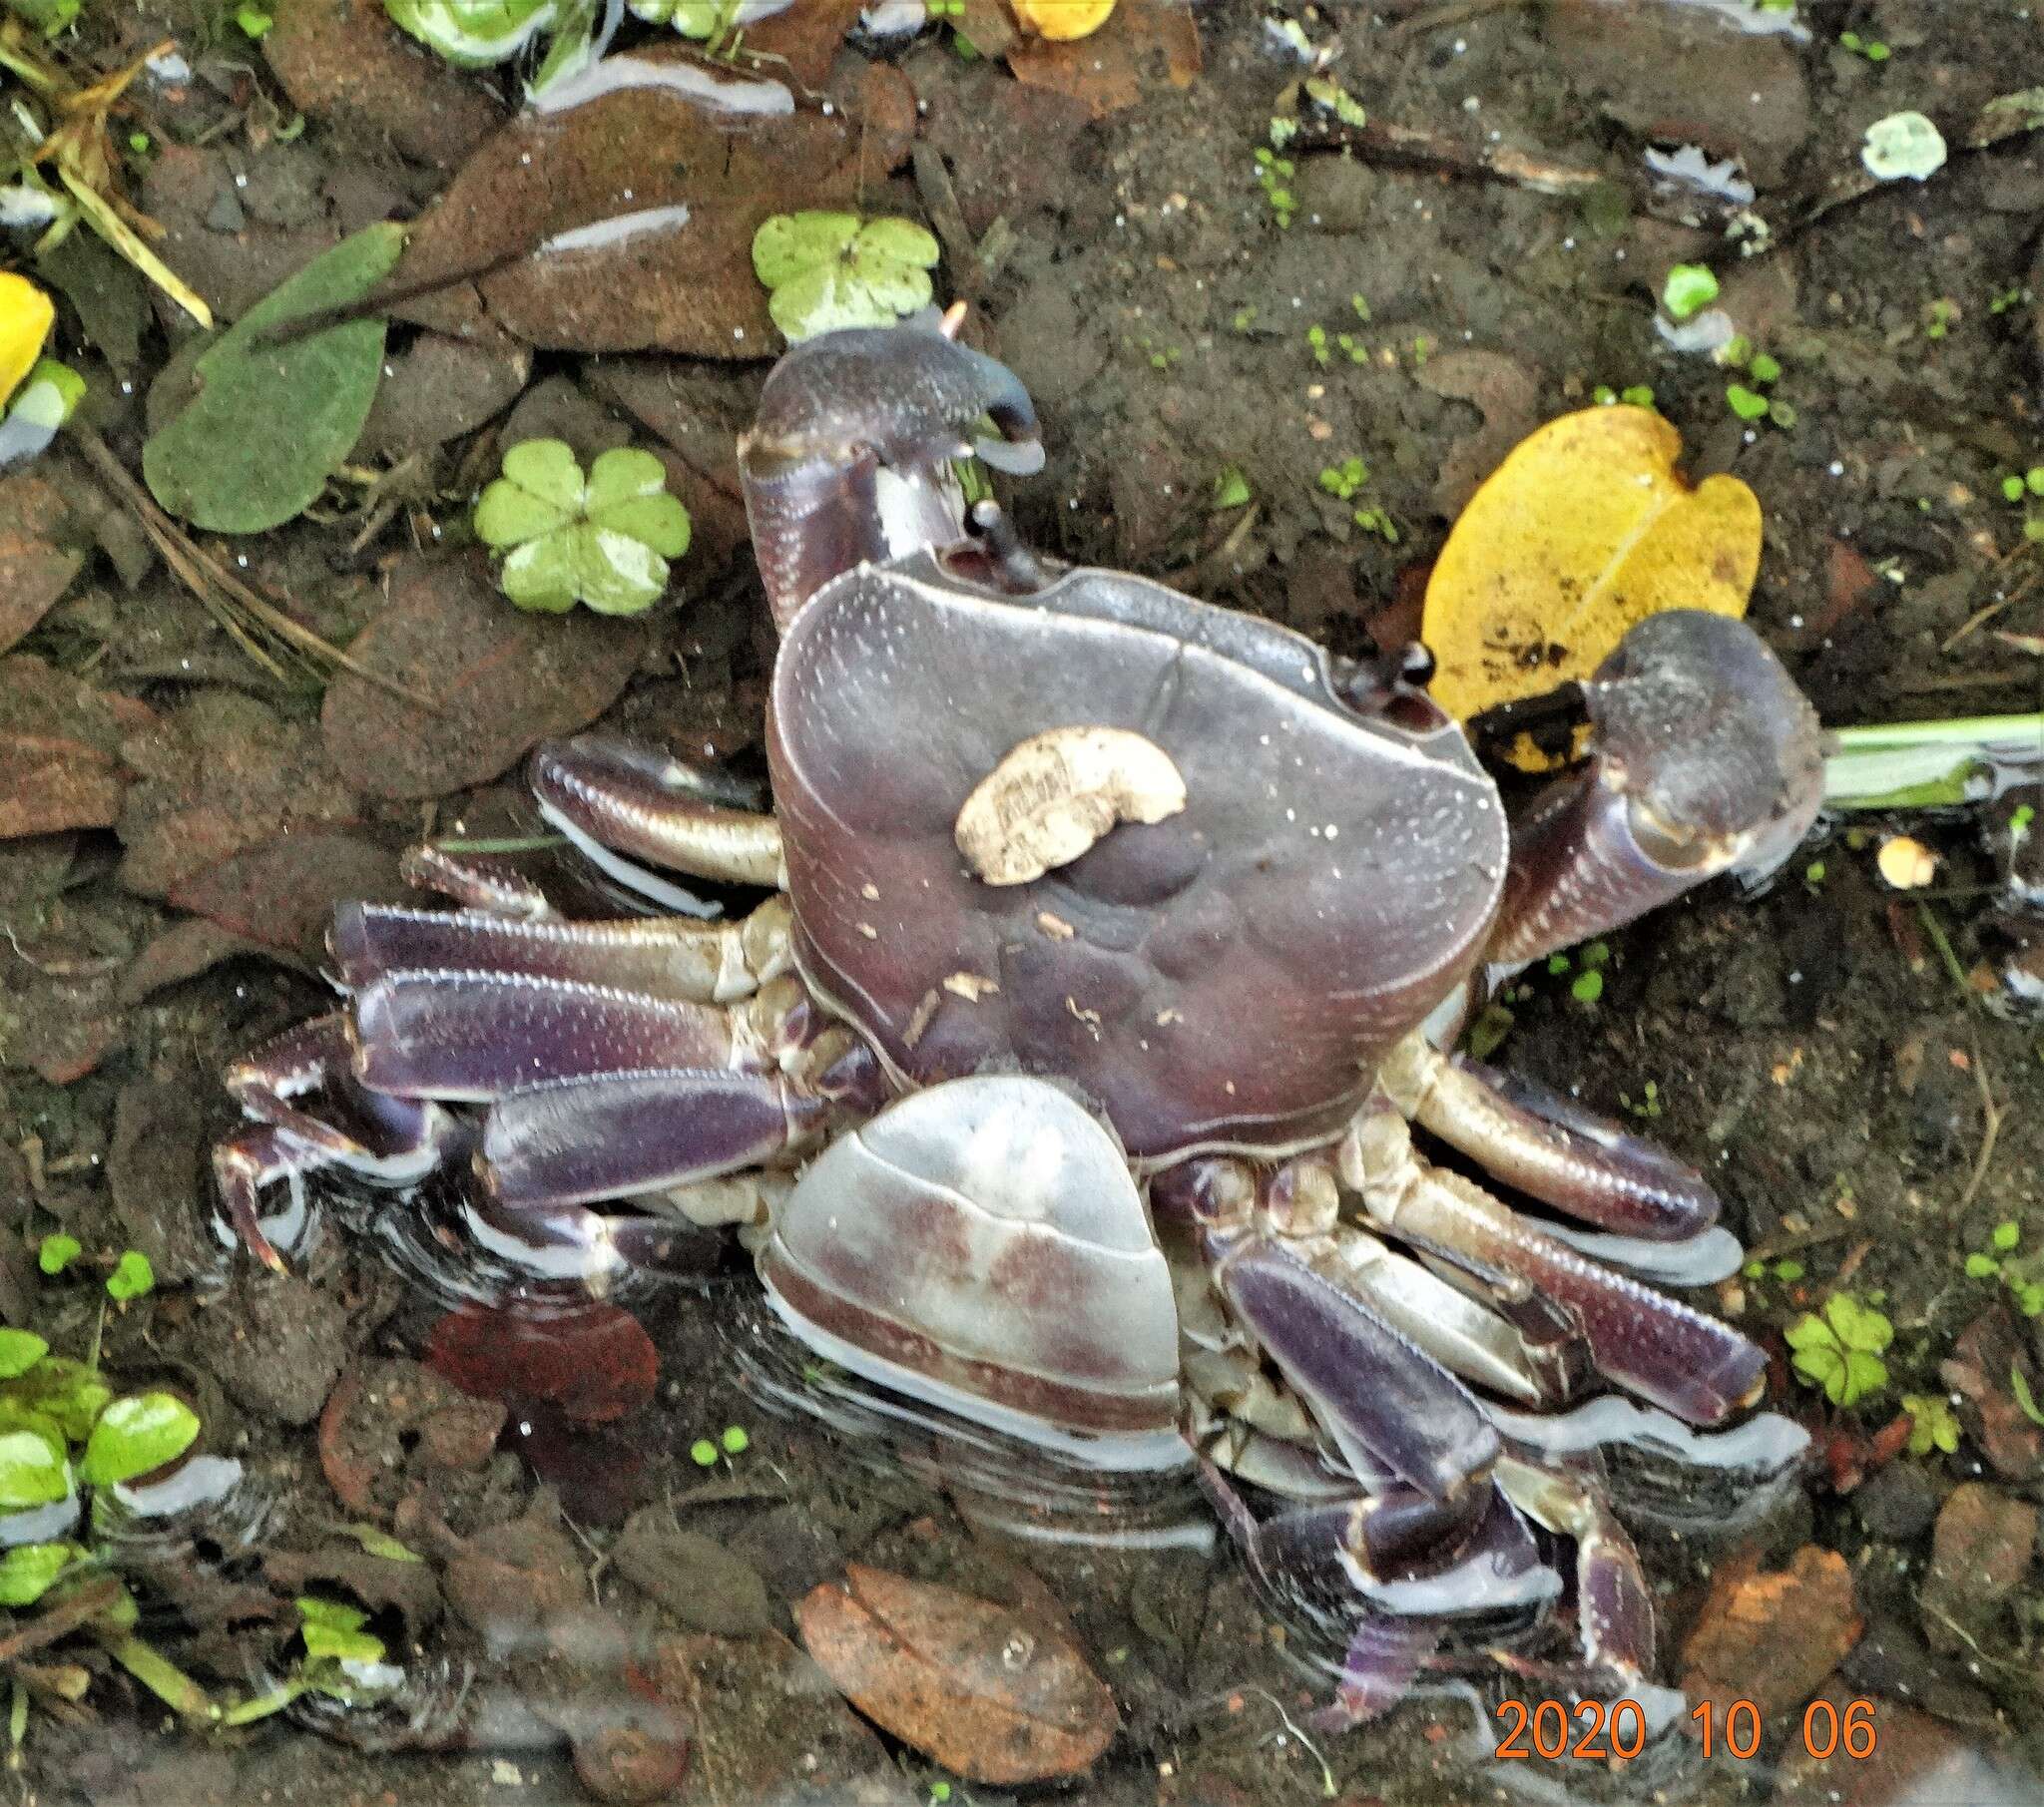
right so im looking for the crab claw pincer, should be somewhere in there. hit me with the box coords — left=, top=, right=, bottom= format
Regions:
left=739, top=316, right=1043, bottom=632
left=1488, top=610, right=1824, bottom=966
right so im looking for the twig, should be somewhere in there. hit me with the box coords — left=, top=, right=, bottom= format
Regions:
left=66, top=423, right=438, bottom=711
left=0, top=1580, right=121, bottom=1666
left=1162, top=503, right=1263, bottom=595
left=1744, top=1220, right=1858, bottom=1264
left=1914, top=901, right=1975, bottom=1004
left=1289, top=114, right=1606, bottom=197
left=1386, top=0, right=1533, bottom=40
left=1955, top=1039, right=2004, bottom=1215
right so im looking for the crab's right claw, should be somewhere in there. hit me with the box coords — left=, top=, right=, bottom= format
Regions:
left=738, top=319, right=1042, bottom=632
left=1488, top=612, right=1823, bottom=967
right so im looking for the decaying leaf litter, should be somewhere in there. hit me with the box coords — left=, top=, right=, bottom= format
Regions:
left=0, top=0, right=2041, bottom=1799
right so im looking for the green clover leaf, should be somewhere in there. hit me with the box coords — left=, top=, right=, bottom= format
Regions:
left=106, top=1249, right=155, bottom=1301
left=0, top=1425, right=68, bottom=1509
left=384, top=0, right=558, bottom=66
left=753, top=213, right=941, bottom=343
left=0, top=1330, right=47, bottom=1380
left=80, top=1392, right=200, bottom=1488
left=475, top=441, right=690, bottom=617
left=628, top=0, right=745, bottom=36
left=1900, top=1392, right=1960, bottom=1457
left=0, top=1542, right=80, bottom=1607
left=1786, top=1291, right=1892, bottom=1408
left=295, top=1596, right=389, bottom=1665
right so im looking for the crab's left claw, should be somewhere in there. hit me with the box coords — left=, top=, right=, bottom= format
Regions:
left=738, top=318, right=1043, bottom=632
left=1488, top=612, right=1823, bottom=967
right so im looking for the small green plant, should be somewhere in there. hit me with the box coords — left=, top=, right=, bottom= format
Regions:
left=1901, top=1392, right=1960, bottom=1456
left=223, top=1596, right=401, bottom=1724
left=752, top=212, right=940, bottom=343
left=35, top=1234, right=78, bottom=1277
left=1989, top=284, right=2032, bottom=315
left=1317, top=455, right=1367, bottom=501
left=105, top=1250, right=153, bottom=1302
left=1964, top=1218, right=2044, bottom=1316
left=1253, top=147, right=1298, bottom=228
left=1838, top=28, right=1890, bottom=60
left=720, top=1424, right=750, bottom=1456
left=1994, top=465, right=2044, bottom=545
left=1921, top=296, right=1957, bottom=339
left=1212, top=466, right=1252, bottom=511
left=1661, top=263, right=1719, bottom=321
left=1618, top=1078, right=1662, bottom=1119
left=1743, top=1255, right=1807, bottom=1283
left=1803, top=858, right=1826, bottom=890
left=1131, top=334, right=1181, bottom=372
left=1592, top=382, right=1658, bottom=410
left=1786, top=1291, right=1892, bottom=1408
left=1727, top=384, right=1771, bottom=422
left=475, top=441, right=692, bottom=617
left=1720, top=344, right=1794, bottom=428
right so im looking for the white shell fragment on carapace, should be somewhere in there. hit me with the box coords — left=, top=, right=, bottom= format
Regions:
left=955, top=726, right=1189, bottom=887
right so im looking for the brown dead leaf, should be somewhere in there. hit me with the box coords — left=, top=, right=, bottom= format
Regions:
left=262, top=0, right=507, bottom=171
left=1415, top=349, right=1539, bottom=521
left=648, top=1631, right=906, bottom=1807
left=169, top=831, right=404, bottom=965
left=1942, top=1308, right=2044, bottom=1481
left=796, top=1564, right=1118, bottom=1784
left=0, top=476, right=86, bottom=656
left=1006, top=0, right=1201, bottom=119
left=115, top=689, right=362, bottom=900
left=0, top=655, right=153, bottom=839
left=399, top=59, right=876, bottom=357
left=320, top=553, right=646, bottom=800
left=1678, top=1545, right=1861, bottom=1726
left=735, top=0, right=863, bottom=88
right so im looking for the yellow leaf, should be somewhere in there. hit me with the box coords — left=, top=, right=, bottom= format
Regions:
left=1421, top=406, right=1762, bottom=752
left=0, top=274, right=54, bottom=409
left=1012, top=0, right=1117, bottom=39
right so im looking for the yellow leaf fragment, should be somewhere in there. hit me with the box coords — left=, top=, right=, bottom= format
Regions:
left=0, top=274, right=54, bottom=409
left=1012, top=0, right=1117, bottom=39
left=1421, top=406, right=1762, bottom=740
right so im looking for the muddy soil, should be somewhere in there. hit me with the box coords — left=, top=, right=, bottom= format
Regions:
left=3, top=2, right=2043, bottom=1804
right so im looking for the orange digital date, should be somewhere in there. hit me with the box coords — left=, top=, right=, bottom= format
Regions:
left=1493, top=1697, right=1879, bottom=1762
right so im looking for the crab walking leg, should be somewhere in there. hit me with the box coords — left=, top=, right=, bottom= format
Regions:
left=1197, top=1460, right=1560, bottom=1728
left=1485, top=612, right=1823, bottom=968
left=479, top=1069, right=830, bottom=1208
left=1206, top=1233, right=1502, bottom=1503
left=1490, top=1456, right=1684, bottom=1727
left=349, top=972, right=811, bottom=1100
left=530, top=738, right=783, bottom=915
left=400, top=844, right=556, bottom=920
left=1376, top=1034, right=1720, bottom=1240
left=330, top=896, right=793, bottom=1005
left=215, top=1013, right=461, bottom=1270
left=1341, top=1109, right=1767, bottom=1425
left=1170, top=1152, right=1588, bottom=1411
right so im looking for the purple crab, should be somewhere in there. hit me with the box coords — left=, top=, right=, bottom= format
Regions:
left=214, top=312, right=1822, bottom=1726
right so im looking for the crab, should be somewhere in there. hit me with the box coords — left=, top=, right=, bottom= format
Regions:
left=213, top=313, right=1823, bottom=1726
